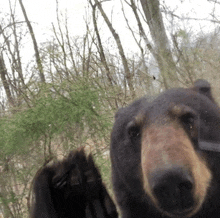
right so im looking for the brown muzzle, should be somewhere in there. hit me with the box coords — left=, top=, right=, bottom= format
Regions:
left=141, top=121, right=211, bottom=217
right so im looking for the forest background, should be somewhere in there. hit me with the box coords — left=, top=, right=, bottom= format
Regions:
left=0, top=0, right=220, bottom=217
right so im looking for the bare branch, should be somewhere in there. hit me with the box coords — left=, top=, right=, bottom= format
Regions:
left=93, top=0, right=135, bottom=98
left=0, top=54, right=15, bottom=107
left=18, top=0, right=45, bottom=83
left=89, top=0, right=115, bottom=86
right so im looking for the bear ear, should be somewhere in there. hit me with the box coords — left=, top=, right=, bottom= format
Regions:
left=192, top=79, right=214, bottom=102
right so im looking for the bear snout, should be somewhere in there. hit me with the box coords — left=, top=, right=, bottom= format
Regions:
left=141, top=122, right=212, bottom=217
left=149, top=167, right=194, bottom=215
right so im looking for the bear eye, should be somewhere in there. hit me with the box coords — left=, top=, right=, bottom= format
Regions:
left=181, top=113, right=195, bottom=131
left=127, top=121, right=141, bottom=140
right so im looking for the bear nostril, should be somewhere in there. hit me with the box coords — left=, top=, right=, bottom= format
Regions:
left=178, top=180, right=193, bottom=192
left=150, top=167, right=194, bottom=213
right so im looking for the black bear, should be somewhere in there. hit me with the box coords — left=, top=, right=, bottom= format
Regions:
left=31, top=149, right=118, bottom=218
left=110, top=79, right=220, bottom=218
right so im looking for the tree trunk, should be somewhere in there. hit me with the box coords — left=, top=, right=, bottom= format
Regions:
left=18, top=0, right=46, bottom=83
left=0, top=55, right=15, bottom=107
left=140, top=0, right=178, bottom=88
left=90, top=1, right=114, bottom=86
left=94, top=0, right=135, bottom=98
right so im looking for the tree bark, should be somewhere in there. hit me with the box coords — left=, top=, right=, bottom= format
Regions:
left=18, top=0, right=46, bottom=83
left=94, top=0, right=135, bottom=98
left=0, top=55, right=15, bottom=107
left=140, top=0, right=178, bottom=88
left=89, top=0, right=115, bottom=86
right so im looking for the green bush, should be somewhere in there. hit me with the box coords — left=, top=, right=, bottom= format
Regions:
left=0, top=80, right=111, bottom=156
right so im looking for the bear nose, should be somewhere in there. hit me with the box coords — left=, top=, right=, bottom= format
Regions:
left=149, top=167, right=194, bottom=214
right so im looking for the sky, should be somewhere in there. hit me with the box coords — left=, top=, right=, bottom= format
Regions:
left=1, top=0, right=219, bottom=48
left=15, top=1, right=218, bottom=33
left=0, top=0, right=219, bottom=62
left=11, top=0, right=89, bottom=40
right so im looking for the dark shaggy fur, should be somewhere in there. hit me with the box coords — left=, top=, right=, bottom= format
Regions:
left=31, top=149, right=118, bottom=218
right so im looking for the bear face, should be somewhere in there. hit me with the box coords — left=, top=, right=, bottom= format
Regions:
left=110, top=80, right=220, bottom=218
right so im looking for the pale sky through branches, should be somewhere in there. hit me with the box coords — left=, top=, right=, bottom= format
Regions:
left=0, top=0, right=219, bottom=62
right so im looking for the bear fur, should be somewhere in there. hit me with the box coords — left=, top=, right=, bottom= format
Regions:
left=110, top=80, right=220, bottom=218
left=31, top=149, right=118, bottom=218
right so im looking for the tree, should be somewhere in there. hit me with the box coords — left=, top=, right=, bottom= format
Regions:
left=0, top=54, right=15, bottom=107
left=140, top=0, right=178, bottom=88
left=93, top=0, right=136, bottom=98
left=18, top=0, right=46, bottom=83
